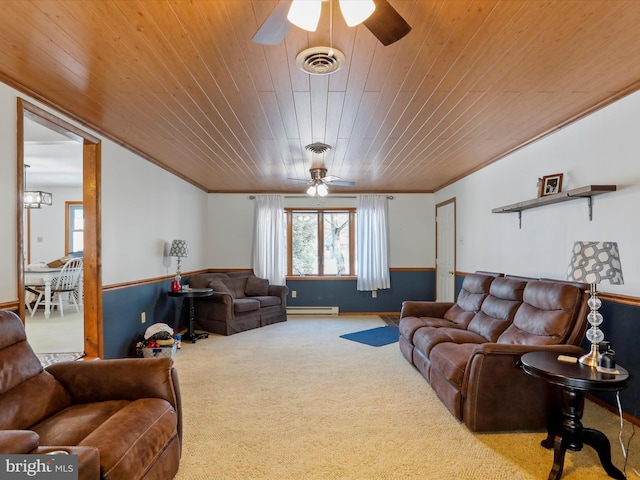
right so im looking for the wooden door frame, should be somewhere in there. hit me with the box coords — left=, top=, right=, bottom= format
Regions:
left=435, top=197, right=456, bottom=301
left=17, top=99, right=103, bottom=358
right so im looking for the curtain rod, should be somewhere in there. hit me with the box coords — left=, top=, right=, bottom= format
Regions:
left=248, top=195, right=394, bottom=200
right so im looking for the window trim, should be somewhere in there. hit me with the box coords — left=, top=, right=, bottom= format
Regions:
left=285, top=208, right=356, bottom=279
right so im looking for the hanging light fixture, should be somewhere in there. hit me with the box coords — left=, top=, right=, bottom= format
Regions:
left=287, top=0, right=376, bottom=32
left=24, top=190, right=53, bottom=209
left=23, top=165, right=52, bottom=209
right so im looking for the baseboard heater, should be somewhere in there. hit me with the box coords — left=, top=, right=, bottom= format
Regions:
left=287, top=306, right=339, bottom=316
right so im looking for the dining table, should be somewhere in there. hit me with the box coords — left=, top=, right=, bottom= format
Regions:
left=25, top=265, right=62, bottom=319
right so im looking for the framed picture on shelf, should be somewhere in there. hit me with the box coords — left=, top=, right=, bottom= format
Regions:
left=541, top=173, right=563, bottom=196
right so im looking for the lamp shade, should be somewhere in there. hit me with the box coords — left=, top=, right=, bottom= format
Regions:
left=169, top=239, right=189, bottom=258
left=287, top=0, right=322, bottom=32
left=566, top=241, right=623, bottom=285
left=339, top=0, right=376, bottom=27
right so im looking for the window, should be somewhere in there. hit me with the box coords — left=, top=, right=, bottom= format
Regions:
left=66, top=202, right=84, bottom=254
left=287, top=209, right=355, bottom=277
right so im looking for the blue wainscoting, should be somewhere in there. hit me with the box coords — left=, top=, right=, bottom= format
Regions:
left=286, top=269, right=435, bottom=313
left=102, top=279, right=186, bottom=359
left=592, top=300, right=640, bottom=418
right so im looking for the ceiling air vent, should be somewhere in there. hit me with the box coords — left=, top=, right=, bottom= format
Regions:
left=305, top=143, right=332, bottom=154
left=296, top=47, right=345, bottom=75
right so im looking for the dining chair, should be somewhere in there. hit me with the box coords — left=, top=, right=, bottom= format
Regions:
left=30, top=258, right=83, bottom=318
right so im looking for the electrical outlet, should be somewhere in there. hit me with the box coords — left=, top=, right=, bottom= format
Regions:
left=372, top=290, right=377, bottom=298
left=141, top=312, right=146, bottom=324
left=292, top=291, right=297, bottom=298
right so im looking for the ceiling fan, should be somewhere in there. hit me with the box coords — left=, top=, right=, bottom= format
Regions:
left=305, top=167, right=355, bottom=197
left=253, top=0, right=412, bottom=46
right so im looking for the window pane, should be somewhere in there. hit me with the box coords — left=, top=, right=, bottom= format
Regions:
left=292, top=212, right=318, bottom=275
left=324, top=212, right=350, bottom=275
left=73, top=209, right=84, bottom=230
left=72, top=232, right=84, bottom=253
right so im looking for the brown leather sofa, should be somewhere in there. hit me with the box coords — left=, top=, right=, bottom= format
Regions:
left=399, top=272, right=589, bottom=432
left=0, top=310, right=182, bottom=480
left=189, top=271, right=288, bottom=335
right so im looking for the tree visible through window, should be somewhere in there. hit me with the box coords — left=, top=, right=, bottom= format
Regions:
left=287, top=209, right=355, bottom=277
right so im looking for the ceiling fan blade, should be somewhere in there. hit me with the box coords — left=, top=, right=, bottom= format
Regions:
left=287, top=177, right=311, bottom=184
left=326, top=180, right=356, bottom=187
left=252, top=0, right=293, bottom=45
left=321, top=174, right=355, bottom=186
left=363, top=0, right=412, bottom=46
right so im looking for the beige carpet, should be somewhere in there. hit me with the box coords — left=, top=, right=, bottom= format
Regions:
left=173, top=316, right=639, bottom=479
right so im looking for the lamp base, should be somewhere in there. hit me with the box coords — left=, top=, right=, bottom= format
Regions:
left=578, top=344, right=600, bottom=367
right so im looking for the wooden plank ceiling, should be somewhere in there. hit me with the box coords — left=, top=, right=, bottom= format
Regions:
left=2, top=0, right=640, bottom=193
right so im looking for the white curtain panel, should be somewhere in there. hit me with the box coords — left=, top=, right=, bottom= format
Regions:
left=252, top=194, right=286, bottom=285
left=356, top=194, right=391, bottom=291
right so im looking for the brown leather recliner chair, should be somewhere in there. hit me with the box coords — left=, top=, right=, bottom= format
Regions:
left=0, top=310, right=182, bottom=479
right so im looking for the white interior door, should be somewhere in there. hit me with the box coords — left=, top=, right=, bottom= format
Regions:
left=436, top=199, right=456, bottom=302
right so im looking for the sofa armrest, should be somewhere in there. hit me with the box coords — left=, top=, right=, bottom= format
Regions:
left=34, top=446, right=101, bottom=480
left=0, top=430, right=39, bottom=454
left=268, top=284, right=289, bottom=303
left=196, top=291, right=235, bottom=322
left=46, top=357, right=180, bottom=409
left=460, top=343, right=585, bottom=431
left=400, top=301, right=453, bottom=319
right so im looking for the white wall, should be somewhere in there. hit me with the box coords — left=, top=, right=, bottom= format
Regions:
left=100, top=140, right=208, bottom=285
left=436, top=89, right=640, bottom=297
left=0, top=82, right=208, bottom=303
left=207, top=193, right=434, bottom=269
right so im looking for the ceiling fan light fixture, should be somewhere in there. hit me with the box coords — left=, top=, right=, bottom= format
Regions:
left=339, top=0, right=376, bottom=26
left=317, top=183, right=329, bottom=197
left=287, top=0, right=322, bottom=32
left=307, top=184, right=318, bottom=196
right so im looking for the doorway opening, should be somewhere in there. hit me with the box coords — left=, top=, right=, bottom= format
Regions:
left=17, top=99, right=104, bottom=359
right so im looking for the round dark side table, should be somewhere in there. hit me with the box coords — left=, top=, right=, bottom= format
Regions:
left=168, top=287, right=213, bottom=343
left=520, top=351, right=629, bottom=480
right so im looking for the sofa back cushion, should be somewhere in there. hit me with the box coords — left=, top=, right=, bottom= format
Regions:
left=0, top=311, right=71, bottom=429
left=497, top=281, right=585, bottom=345
left=226, top=275, right=249, bottom=299
left=443, top=273, right=495, bottom=328
left=245, top=276, right=269, bottom=297
left=467, top=277, right=527, bottom=342
left=208, top=279, right=232, bottom=296
left=189, top=273, right=228, bottom=289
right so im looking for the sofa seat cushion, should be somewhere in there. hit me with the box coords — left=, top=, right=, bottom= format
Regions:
left=413, top=327, right=485, bottom=358
left=233, top=298, right=261, bottom=313
left=33, top=398, right=178, bottom=480
left=429, top=343, right=478, bottom=388
left=399, top=317, right=464, bottom=343
left=252, top=295, right=281, bottom=308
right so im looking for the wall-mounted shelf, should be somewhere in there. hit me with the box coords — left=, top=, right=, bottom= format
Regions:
left=492, top=185, right=616, bottom=228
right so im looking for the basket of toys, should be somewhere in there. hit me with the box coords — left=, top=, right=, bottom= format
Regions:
left=138, top=323, right=181, bottom=358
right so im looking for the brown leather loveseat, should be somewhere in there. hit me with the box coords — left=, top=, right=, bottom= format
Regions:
left=399, top=272, right=589, bottom=432
left=189, top=271, right=288, bottom=335
left=0, top=310, right=182, bottom=479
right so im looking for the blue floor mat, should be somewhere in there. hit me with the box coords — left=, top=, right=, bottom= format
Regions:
left=339, top=325, right=399, bottom=347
